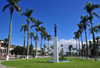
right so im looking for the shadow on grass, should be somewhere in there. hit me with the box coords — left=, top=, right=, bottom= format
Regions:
left=36, top=61, right=53, bottom=63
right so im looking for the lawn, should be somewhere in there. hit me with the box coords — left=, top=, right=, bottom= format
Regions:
left=1, top=57, right=100, bottom=68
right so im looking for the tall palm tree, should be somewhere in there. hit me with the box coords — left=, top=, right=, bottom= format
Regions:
left=43, top=45, right=47, bottom=56
left=96, top=36, right=100, bottom=46
left=77, top=23, right=84, bottom=57
left=68, top=45, right=73, bottom=56
left=77, top=30, right=81, bottom=58
left=80, top=15, right=90, bottom=59
left=74, top=31, right=78, bottom=57
left=47, top=34, right=52, bottom=54
left=20, top=24, right=28, bottom=56
left=50, top=45, right=54, bottom=57
left=40, top=26, right=45, bottom=56
left=84, top=2, right=100, bottom=60
left=43, top=31, right=48, bottom=47
left=21, top=8, right=36, bottom=59
left=96, top=24, right=100, bottom=33
left=3, top=0, right=21, bottom=61
left=31, top=20, right=42, bottom=58
left=29, top=32, right=34, bottom=56
left=33, top=35, right=38, bottom=58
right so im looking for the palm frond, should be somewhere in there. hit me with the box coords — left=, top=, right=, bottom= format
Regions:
left=14, top=3, right=21, bottom=14
left=30, top=25, right=36, bottom=28
left=3, top=4, right=10, bottom=12
left=30, top=17, right=37, bottom=24
left=21, top=12, right=28, bottom=16
left=92, top=12, right=100, bottom=19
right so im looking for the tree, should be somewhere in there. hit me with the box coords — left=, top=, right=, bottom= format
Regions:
left=29, top=44, right=33, bottom=56
left=68, top=45, right=73, bottom=56
left=74, top=31, right=79, bottom=57
left=3, top=0, right=21, bottom=61
left=20, top=24, right=28, bottom=56
left=47, top=34, right=52, bottom=54
left=43, top=31, right=48, bottom=48
left=50, top=45, right=54, bottom=57
left=80, top=15, right=90, bottom=59
left=31, top=19, right=42, bottom=58
left=40, top=26, right=45, bottom=56
left=11, top=46, right=27, bottom=55
left=33, top=35, right=38, bottom=58
left=29, top=32, right=34, bottom=56
left=84, top=2, right=100, bottom=60
left=43, top=45, right=47, bottom=56
left=77, top=23, right=84, bottom=57
left=96, top=24, right=100, bottom=33
left=21, top=8, right=36, bottom=59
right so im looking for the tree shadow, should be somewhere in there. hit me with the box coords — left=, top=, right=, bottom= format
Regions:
left=36, top=61, right=53, bottom=63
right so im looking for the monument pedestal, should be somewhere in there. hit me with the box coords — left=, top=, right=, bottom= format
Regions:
left=54, top=36, right=59, bottom=63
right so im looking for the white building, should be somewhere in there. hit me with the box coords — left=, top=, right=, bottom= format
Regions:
left=0, top=40, right=16, bottom=56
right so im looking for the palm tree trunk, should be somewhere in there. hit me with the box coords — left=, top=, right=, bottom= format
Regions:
left=35, top=31, right=38, bottom=58
left=41, top=35, right=43, bottom=56
left=81, top=34, right=83, bottom=57
left=23, top=31, right=25, bottom=56
left=78, top=38, right=80, bottom=57
left=44, top=39, right=45, bottom=56
left=85, top=29, right=88, bottom=59
left=27, top=23, right=29, bottom=59
left=90, top=19, right=97, bottom=60
left=31, top=37, right=32, bottom=56
left=6, top=14, right=12, bottom=61
left=48, top=41, right=49, bottom=55
left=76, top=39, right=77, bottom=57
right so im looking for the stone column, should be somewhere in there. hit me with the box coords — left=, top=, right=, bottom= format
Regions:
left=54, top=36, right=59, bottom=63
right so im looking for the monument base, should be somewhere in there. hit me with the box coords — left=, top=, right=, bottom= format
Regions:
left=54, top=36, right=59, bottom=63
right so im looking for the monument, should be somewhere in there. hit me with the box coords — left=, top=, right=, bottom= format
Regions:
left=54, top=24, right=59, bottom=63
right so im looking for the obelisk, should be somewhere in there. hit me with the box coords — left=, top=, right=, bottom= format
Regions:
left=54, top=24, right=59, bottom=63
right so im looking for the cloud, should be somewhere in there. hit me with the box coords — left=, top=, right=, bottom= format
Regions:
left=41, top=39, right=97, bottom=54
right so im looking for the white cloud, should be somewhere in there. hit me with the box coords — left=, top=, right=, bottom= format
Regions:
left=41, top=39, right=97, bottom=54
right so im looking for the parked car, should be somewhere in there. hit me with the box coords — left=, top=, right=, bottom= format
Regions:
left=20, top=55, right=25, bottom=58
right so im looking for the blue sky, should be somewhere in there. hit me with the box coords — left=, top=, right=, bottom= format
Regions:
left=0, top=0, right=100, bottom=51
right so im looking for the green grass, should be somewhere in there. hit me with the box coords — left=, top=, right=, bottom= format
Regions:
left=1, top=57, right=100, bottom=68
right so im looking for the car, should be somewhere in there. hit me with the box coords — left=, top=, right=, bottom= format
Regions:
left=20, top=55, right=25, bottom=58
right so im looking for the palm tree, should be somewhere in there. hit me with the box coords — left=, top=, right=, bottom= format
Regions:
left=40, top=26, right=45, bottom=56
left=43, top=31, right=48, bottom=47
left=68, top=45, right=73, bottom=56
left=77, top=30, right=81, bottom=58
left=3, top=0, right=21, bottom=61
left=80, top=15, right=90, bottom=59
left=31, top=19, right=42, bottom=58
left=96, top=24, right=100, bottom=33
left=47, top=35, right=52, bottom=54
left=84, top=2, right=100, bottom=60
left=33, top=35, right=38, bottom=58
left=29, top=32, right=34, bottom=56
left=74, top=31, right=78, bottom=57
left=96, top=36, right=100, bottom=46
left=50, top=45, right=54, bottom=57
left=21, top=8, right=36, bottom=59
left=77, top=23, right=84, bottom=57
left=20, top=24, right=28, bottom=56
left=43, top=45, right=47, bottom=56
